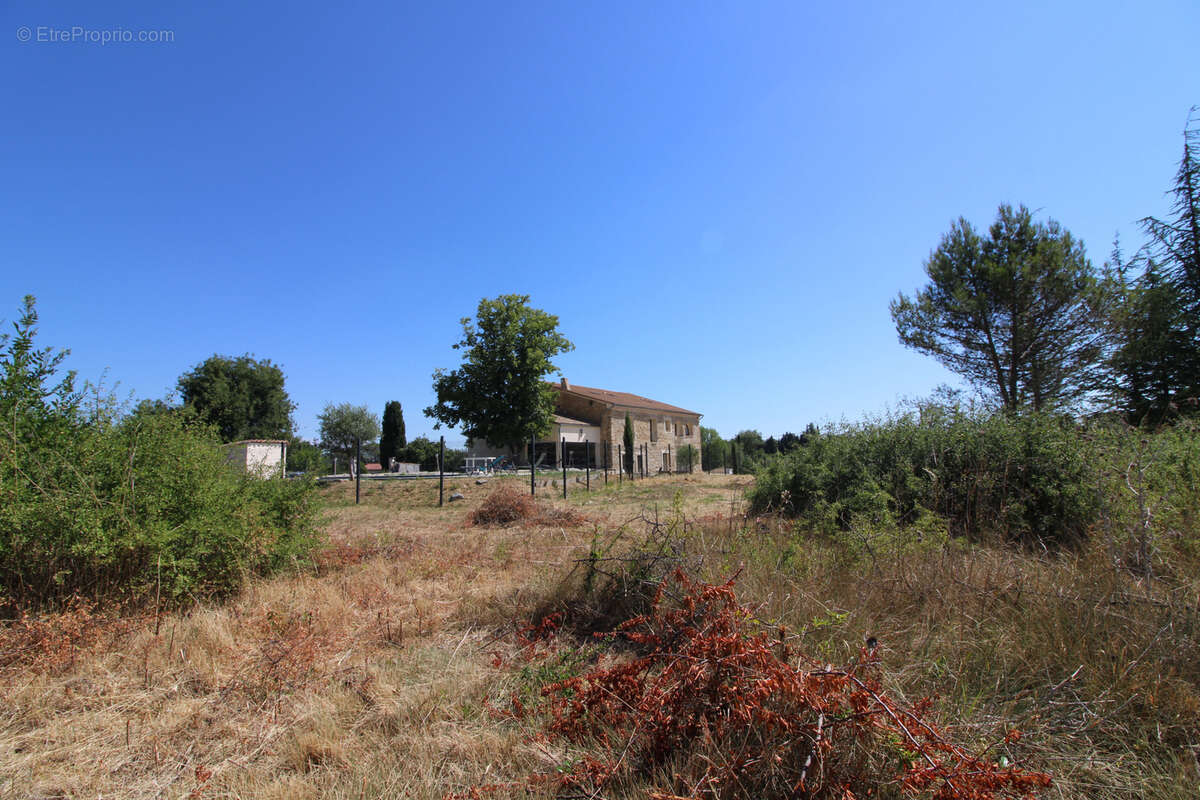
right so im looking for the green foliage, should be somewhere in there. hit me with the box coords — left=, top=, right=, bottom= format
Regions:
left=735, top=429, right=764, bottom=454
left=317, top=402, right=381, bottom=466
left=379, top=400, right=406, bottom=468
left=1142, top=109, right=1200, bottom=322
left=286, top=437, right=328, bottom=474
left=699, top=426, right=727, bottom=471
left=425, top=294, right=573, bottom=452
left=1108, top=257, right=1199, bottom=426
left=398, top=435, right=440, bottom=471
left=622, top=411, right=634, bottom=475
left=749, top=404, right=1103, bottom=546
left=0, top=298, right=320, bottom=611
left=676, top=443, right=698, bottom=473
left=731, top=430, right=771, bottom=473
left=442, top=446, right=466, bottom=472
left=1110, top=113, right=1200, bottom=424
left=177, top=354, right=295, bottom=442
left=0, top=295, right=81, bottom=443
left=892, top=204, right=1107, bottom=411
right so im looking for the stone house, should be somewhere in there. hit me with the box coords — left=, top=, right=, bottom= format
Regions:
left=469, top=379, right=702, bottom=473
left=553, top=379, right=702, bottom=473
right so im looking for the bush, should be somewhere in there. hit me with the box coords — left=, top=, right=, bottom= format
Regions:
left=749, top=407, right=1102, bottom=545
left=0, top=408, right=321, bottom=611
left=470, top=486, right=537, bottom=526
left=470, top=486, right=585, bottom=528
left=0, top=297, right=320, bottom=612
left=478, top=572, right=1052, bottom=800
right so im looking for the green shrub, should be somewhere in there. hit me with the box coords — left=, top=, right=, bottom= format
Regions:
left=749, top=406, right=1103, bottom=546
left=0, top=297, right=320, bottom=612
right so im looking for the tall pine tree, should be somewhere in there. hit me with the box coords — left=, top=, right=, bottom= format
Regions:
left=1112, top=110, right=1200, bottom=424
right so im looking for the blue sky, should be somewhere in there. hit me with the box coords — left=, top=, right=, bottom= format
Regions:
left=2, top=1, right=1197, bottom=445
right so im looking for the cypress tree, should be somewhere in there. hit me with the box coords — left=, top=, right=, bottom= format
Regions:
left=623, top=411, right=635, bottom=475
left=380, top=401, right=406, bottom=470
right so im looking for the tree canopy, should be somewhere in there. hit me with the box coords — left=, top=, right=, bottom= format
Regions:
left=425, top=295, right=573, bottom=452
left=0, top=296, right=79, bottom=445
left=699, top=426, right=728, bottom=472
left=1110, top=112, right=1200, bottom=424
left=891, top=204, right=1106, bottom=412
left=317, top=403, right=380, bottom=462
left=177, top=354, right=295, bottom=441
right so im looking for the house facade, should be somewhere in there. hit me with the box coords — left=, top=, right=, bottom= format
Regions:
left=469, top=379, right=702, bottom=473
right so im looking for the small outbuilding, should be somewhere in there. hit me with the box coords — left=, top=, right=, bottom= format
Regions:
left=225, top=439, right=288, bottom=478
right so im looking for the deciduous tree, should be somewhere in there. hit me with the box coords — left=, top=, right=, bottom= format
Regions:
left=177, top=354, right=294, bottom=441
left=425, top=295, right=573, bottom=452
left=700, top=426, right=727, bottom=471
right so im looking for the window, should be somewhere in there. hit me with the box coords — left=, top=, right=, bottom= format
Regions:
left=685, top=424, right=691, bottom=436
left=650, top=419, right=657, bottom=442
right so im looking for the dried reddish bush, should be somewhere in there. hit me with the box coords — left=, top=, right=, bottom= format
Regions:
left=467, top=571, right=1051, bottom=800
left=470, top=487, right=584, bottom=528
left=313, top=540, right=413, bottom=573
left=471, top=487, right=538, bottom=526
left=0, top=597, right=141, bottom=676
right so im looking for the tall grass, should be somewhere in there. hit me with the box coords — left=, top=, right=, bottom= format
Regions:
left=537, top=494, right=1200, bottom=799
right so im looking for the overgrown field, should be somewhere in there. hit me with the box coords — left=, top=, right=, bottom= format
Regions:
left=1, top=471, right=1197, bottom=798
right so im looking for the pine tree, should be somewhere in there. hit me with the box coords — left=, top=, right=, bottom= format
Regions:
left=892, top=204, right=1106, bottom=411
left=1112, top=111, right=1200, bottom=423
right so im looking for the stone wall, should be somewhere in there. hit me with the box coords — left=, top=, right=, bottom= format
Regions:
left=597, top=408, right=702, bottom=475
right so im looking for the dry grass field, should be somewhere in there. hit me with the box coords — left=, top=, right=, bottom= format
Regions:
left=0, top=474, right=742, bottom=799
left=2, top=472, right=1197, bottom=799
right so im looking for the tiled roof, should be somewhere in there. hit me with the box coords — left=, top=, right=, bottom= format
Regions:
left=229, top=439, right=289, bottom=444
left=556, top=383, right=701, bottom=417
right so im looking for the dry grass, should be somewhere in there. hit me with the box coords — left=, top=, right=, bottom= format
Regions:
left=2, top=472, right=1196, bottom=799
left=0, top=473, right=742, bottom=799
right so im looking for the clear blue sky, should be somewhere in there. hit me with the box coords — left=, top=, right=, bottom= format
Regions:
left=3, top=1, right=1197, bottom=445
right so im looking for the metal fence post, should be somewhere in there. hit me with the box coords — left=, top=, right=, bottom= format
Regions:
left=438, top=436, right=444, bottom=507
left=530, top=434, right=535, bottom=496
left=561, top=436, right=567, bottom=499
left=355, top=438, right=361, bottom=505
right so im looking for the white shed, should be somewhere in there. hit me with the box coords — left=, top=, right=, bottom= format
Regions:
left=225, top=439, right=288, bottom=478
